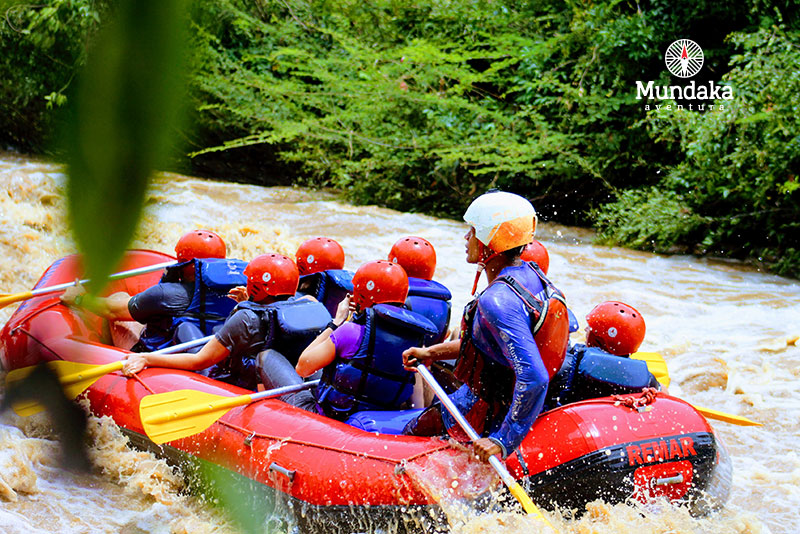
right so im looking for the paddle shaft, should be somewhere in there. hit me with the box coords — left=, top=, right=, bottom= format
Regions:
left=8, top=334, right=214, bottom=388
left=0, top=260, right=176, bottom=309
left=65, top=334, right=214, bottom=384
left=33, top=260, right=176, bottom=296
left=144, top=379, right=320, bottom=425
left=693, top=405, right=761, bottom=426
left=415, top=365, right=555, bottom=527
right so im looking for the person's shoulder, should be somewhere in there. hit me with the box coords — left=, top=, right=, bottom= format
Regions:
left=218, top=307, right=263, bottom=339
left=136, top=281, right=190, bottom=299
left=479, top=282, right=526, bottom=319
left=338, top=321, right=363, bottom=335
left=230, top=306, right=261, bottom=323
left=331, top=321, right=364, bottom=345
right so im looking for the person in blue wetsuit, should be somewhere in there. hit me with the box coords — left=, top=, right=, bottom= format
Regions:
left=402, top=191, right=570, bottom=463
left=61, top=229, right=241, bottom=352
left=121, top=253, right=330, bottom=391
left=388, top=236, right=452, bottom=346
left=545, top=301, right=660, bottom=409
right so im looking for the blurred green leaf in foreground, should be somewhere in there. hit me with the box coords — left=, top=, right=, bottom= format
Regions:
left=62, top=0, right=189, bottom=291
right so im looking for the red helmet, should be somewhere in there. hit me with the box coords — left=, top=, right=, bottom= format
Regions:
left=352, top=260, right=408, bottom=310
left=295, top=237, right=345, bottom=275
left=175, top=230, right=226, bottom=263
left=243, top=254, right=299, bottom=302
left=585, top=301, right=646, bottom=356
left=520, top=239, right=550, bottom=274
left=388, top=236, right=436, bottom=280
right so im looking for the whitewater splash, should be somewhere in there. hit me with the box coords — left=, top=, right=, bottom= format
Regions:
left=0, top=401, right=237, bottom=534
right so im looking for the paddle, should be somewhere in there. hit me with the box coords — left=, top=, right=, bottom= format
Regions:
left=139, top=379, right=321, bottom=444
left=414, top=364, right=557, bottom=531
left=631, top=352, right=671, bottom=388
left=6, top=334, right=214, bottom=417
left=0, top=260, right=176, bottom=310
left=691, top=405, right=761, bottom=426
left=631, top=351, right=761, bottom=427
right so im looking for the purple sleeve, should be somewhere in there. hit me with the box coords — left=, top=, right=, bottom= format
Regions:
left=329, top=322, right=364, bottom=360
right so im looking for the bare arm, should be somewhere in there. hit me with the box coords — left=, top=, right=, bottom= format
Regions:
left=402, top=339, right=461, bottom=370
left=296, top=337, right=336, bottom=377
left=61, top=286, right=135, bottom=322
left=122, top=337, right=230, bottom=375
left=295, top=294, right=353, bottom=377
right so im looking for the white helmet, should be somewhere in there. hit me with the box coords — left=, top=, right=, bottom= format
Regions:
left=463, top=191, right=537, bottom=253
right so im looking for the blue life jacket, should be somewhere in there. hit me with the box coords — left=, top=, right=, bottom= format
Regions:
left=204, top=297, right=331, bottom=390
left=137, top=258, right=247, bottom=352
left=406, top=277, right=452, bottom=345
left=232, top=298, right=332, bottom=364
left=166, top=258, right=248, bottom=333
left=567, top=308, right=580, bottom=333
left=345, top=408, right=424, bottom=435
left=544, top=343, right=660, bottom=410
left=297, top=269, right=354, bottom=317
left=316, top=304, right=437, bottom=419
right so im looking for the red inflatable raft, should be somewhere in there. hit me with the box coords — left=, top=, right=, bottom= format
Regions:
left=0, top=250, right=732, bottom=531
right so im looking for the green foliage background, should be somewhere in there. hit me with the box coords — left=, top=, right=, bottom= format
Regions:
left=1, top=0, right=799, bottom=277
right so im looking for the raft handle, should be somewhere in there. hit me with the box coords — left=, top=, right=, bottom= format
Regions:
left=244, top=431, right=256, bottom=447
left=269, top=462, right=296, bottom=482
left=653, top=474, right=684, bottom=486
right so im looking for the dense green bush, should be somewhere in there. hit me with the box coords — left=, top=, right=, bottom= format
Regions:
left=1, top=0, right=799, bottom=276
left=592, top=187, right=707, bottom=253
left=594, top=26, right=800, bottom=277
left=0, top=0, right=108, bottom=152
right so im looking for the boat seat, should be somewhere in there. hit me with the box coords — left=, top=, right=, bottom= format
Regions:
left=345, top=409, right=424, bottom=434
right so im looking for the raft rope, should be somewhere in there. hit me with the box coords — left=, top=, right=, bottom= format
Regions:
left=14, top=326, right=66, bottom=361
left=612, top=387, right=659, bottom=409
left=131, top=373, right=156, bottom=395
left=213, top=418, right=452, bottom=465
left=8, top=301, right=61, bottom=337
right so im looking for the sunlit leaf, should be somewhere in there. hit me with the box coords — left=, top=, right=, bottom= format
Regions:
left=62, top=0, right=188, bottom=292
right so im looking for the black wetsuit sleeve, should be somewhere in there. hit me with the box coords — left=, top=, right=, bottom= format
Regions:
left=128, top=282, right=193, bottom=323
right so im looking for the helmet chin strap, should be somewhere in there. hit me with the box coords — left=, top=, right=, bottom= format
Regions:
left=470, top=245, right=502, bottom=296
left=470, top=264, right=484, bottom=296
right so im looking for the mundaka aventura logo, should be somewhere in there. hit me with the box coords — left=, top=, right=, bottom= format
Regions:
left=665, top=39, right=703, bottom=78
left=636, top=39, right=733, bottom=111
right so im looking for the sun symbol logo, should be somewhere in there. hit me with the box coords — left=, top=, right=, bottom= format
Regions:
left=664, top=39, right=704, bottom=78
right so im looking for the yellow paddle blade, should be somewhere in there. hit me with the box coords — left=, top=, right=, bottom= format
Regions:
left=139, top=389, right=253, bottom=444
left=631, top=351, right=671, bottom=388
left=0, top=291, right=33, bottom=310
left=508, top=481, right=557, bottom=530
left=6, top=399, right=47, bottom=418
left=5, top=360, right=124, bottom=416
left=693, top=405, right=761, bottom=427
